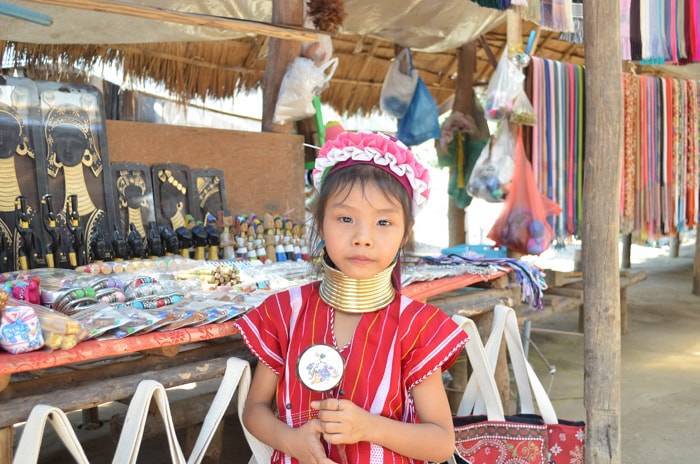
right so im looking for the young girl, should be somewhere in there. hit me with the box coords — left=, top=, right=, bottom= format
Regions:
left=235, top=130, right=468, bottom=464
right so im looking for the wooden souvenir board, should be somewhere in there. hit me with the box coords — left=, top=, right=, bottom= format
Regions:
left=0, top=77, right=47, bottom=271
left=105, top=121, right=305, bottom=223
left=151, top=163, right=192, bottom=230
left=188, top=168, right=228, bottom=223
left=111, top=162, right=156, bottom=239
left=35, top=82, right=116, bottom=261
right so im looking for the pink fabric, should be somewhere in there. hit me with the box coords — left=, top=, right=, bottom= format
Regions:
left=621, top=0, right=632, bottom=60
left=688, top=0, right=700, bottom=61
left=313, top=131, right=431, bottom=209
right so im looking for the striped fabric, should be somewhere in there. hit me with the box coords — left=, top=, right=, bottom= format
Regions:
left=235, top=282, right=468, bottom=464
left=624, top=74, right=700, bottom=240
left=529, top=57, right=585, bottom=241
left=622, top=0, right=700, bottom=63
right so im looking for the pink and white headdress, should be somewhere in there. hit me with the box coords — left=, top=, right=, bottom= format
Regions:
left=312, top=131, right=431, bottom=214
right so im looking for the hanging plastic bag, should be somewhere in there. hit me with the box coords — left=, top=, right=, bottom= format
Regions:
left=380, top=48, right=418, bottom=119
left=488, top=132, right=561, bottom=255
left=273, top=57, right=338, bottom=124
left=396, top=78, right=440, bottom=146
left=301, top=34, right=334, bottom=65
left=467, top=123, right=515, bottom=202
left=484, top=51, right=525, bottom=121
left=510, top=88, right=536, bottom=126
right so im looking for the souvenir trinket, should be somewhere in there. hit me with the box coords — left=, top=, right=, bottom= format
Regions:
left=297, top=344, right=345, bottom=392
left=38, top=82, right=116, bottom=266
left=0, top=304, right=44, bottom=354
left=189, top=168, right=227, bottom=223
left=152, top=164, right=190, bottom=231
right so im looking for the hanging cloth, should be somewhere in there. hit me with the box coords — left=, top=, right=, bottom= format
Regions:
left=622, top=73, right=639, bottom=234
left=630, top=0, right=643, bottom=60
left=686, top=0, right=700, bottom=62
left=621, top=0, right=632, bottom=61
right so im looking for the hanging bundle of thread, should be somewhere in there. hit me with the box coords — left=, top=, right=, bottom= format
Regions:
left=528, top=57, right=585, bottom=242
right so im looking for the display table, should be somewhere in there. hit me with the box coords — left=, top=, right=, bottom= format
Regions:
left=0, top=270, right=513, bottom=463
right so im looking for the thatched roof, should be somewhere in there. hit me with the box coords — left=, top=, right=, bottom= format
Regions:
left=0, top=21, right=584, bottom=115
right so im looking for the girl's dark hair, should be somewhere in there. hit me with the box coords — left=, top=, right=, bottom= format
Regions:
left=311, top=164, right=414, bottom=255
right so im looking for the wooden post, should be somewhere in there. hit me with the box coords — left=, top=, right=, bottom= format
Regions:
left=693, top=233, right=700, bottom=296
left=261, top=0, right=304, bottom=132
left=670, top=232, right=681, bottom=258
left=448, top=43, right=476, bottom=246
left=0, top=427, right=12, bottom=464
left=583, top=1, right=623, bottom=463
left=506, top=9, right=523, bottom=56
left=622, top=233, right=632, bottom=269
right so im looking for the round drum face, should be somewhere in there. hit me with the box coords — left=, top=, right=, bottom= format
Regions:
left=297, top=344, right=345, bottom=392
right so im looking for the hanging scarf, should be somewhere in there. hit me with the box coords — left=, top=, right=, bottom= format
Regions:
left=528, top=57, right=585, bottom=241
left=641, top=0, right=668, bottom=64
left=621, top=0, right=632, bottom=60
left=622, top=73, right=639, bottom=234
left=631, top=0, right=643, bottom=60
left=686, top=0, right=700, bottom=62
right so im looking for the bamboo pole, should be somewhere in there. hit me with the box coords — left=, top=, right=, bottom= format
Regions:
left=582, top=1, right=623, bottom=463
left=25, top=0, right=322, bottom=42
left=447, top=43, right=476, bottom=246
left=261, top=0, right=304, bottom=132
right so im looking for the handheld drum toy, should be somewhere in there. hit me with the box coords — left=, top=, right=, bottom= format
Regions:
left=297, top=344, right=345, bottom=393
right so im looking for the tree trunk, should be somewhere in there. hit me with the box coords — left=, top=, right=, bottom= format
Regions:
left=447, top=43, right=476, bottom=246
left=582, top=1, right=623, bottom=463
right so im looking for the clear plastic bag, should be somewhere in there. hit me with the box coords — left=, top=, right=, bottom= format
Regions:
left=0, top=304, right=44, bottom=354
left=467, top=123, right=515, bottom=202
left=71, top=303, right=130, bottom=339
left=380, top=48, right=418, bottom=119
left=510, top=88, right=536, bottom=126
left=484, top=52, right=525, bottom=121
left=273, top=57, right=338, bottom=124
left=15, top=299, right=88, bottom=350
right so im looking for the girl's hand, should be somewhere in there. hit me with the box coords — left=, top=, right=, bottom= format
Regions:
left=287, top=419, right=338, bottom=464
left=311, top=398, right=372, bottom=445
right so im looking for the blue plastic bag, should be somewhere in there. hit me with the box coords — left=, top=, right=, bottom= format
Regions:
left=397, top=78, right=440, bottom=146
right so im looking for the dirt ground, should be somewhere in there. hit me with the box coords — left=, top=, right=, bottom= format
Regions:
left=13, top=240, right=700, bottom=463
left=528, top=240, right=700, bottom=463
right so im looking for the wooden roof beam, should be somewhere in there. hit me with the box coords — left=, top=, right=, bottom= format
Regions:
left=25, top=0, right=324, bottom=42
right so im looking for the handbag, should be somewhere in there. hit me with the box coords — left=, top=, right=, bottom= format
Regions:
left=450, top=315, right=548, bottom=464
left=459, top=305, right=585, bottom=464
left=397, top=77, right=441, bottom=146
left=13, top=357, right=272, bottom=464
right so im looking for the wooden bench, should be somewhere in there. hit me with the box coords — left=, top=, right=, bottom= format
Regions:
left=544, top=270, right=648, bottom=334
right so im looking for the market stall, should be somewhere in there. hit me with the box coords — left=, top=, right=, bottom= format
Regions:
left=4, top=0, right=695, bottom=462
left=0, top=261, right=517, bottom=462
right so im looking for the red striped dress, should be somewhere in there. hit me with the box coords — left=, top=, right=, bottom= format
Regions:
left=234, top=282, right=468, bottom=464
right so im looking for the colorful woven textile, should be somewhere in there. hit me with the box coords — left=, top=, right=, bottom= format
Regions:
left=621, top=0, right=700, bottom=63
left=623, top=74, right=700, bottom=239
left=529, top=57, right=584, bottom=241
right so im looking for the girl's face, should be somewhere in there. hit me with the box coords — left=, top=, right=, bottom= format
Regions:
left=321, top=181, right=405, bottom=280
